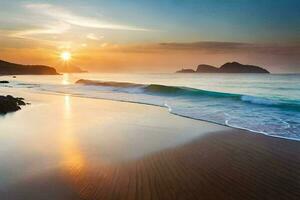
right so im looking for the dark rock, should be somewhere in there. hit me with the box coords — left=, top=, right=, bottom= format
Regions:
left=0, top=95, right=26, bottom=114
left=176, top=69, right=195, bottom=73
left=176, top=62, right=270, bottom=74
left=196, top=64, right=219, bottom=73
left=0, top=81, right=9, bottom=83
left=219, top=62, right=270, bottom=73
left=0, top=60, right=59, bottom=75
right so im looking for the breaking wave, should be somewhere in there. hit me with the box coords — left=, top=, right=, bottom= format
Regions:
left=76, top=79, right=300, bottom=111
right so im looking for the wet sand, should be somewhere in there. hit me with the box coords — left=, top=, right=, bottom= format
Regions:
left=0, top=90, right=300, bottom=199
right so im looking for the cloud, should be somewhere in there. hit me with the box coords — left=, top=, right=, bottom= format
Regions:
left=24, top=3, right=151, bottom=31
left=101, top=43, right=108, bottom=47
left=10, top=23, right=70, bottom=39
left=108, top=41, right=300, bottom=56
left=161, top=42, right=300, bottom=54
left=86, top=33, right=103, bottom=41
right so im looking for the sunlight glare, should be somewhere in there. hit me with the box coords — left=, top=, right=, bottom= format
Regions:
left=61, top=51, right=71, bottom=61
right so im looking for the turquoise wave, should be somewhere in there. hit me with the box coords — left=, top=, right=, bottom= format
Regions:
left=76, top=79, right=300, bottom=111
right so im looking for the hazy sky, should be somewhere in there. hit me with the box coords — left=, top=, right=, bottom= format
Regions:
left=0, top=0, right=299, bottom=73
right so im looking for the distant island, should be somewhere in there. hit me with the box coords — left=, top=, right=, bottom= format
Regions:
left=56, top=65, right=87, bottom=73
left=0, top=60, right=59, bottom=75
left=176, top=69, right=195, bottom=73
left=177, top=62, right=270, bottom=74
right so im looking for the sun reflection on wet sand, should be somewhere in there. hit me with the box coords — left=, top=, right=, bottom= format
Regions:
left=61, top=95, right=86, bottom=177
left=59, top=95, right=108, bottom=199
left=64, top=95, right=71, bottom=118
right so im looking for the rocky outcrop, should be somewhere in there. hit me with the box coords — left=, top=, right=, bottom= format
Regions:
left=176, top=62, right=270, bottom=74
left=0, top=60, right=59, bottom=75
left=219, top=62, right=270, bottom=73
left=176, top=69, right=195, bottom=73
left=0, top=95, right=26, bottom=114
left=196, top=64, right=219, bottom=73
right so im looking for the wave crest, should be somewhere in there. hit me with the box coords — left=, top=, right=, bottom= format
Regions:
left=76, top=79, right=300, bottom=110
left=76, top=79, right=143, bottom=88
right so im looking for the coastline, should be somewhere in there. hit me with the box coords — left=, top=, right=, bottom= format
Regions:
left=0, top=89, right=299, bottom=199
left=1, top=73, right=299, bottom=141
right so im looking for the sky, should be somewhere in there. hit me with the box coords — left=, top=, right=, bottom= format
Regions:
left=0, top=0, right=299, bottom=73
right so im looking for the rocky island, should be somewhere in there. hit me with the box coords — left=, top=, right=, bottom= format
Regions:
left=177, top=62, right=270, bottom=74
left=0, top=60, right=59, bottom=75
left=175, top=68, right=195, bottom=73
left=0, top=60, right=55, bottom=113
left=196, top=64, right=219, bottom=73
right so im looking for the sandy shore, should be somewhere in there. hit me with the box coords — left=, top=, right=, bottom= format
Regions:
left=0, top=89, right=300, bottom=199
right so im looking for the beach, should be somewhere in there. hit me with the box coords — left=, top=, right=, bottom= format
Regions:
left=0, top=0, right=300, bottom=200
left=1, top=0, right=299, bottom=199
left=0, top=89, right=299, bottom=199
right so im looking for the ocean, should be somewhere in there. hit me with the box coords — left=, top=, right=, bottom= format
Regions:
left=1, top=73, right=300, bottom=140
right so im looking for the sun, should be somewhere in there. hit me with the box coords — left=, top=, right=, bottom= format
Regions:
left=60, top=51, right=71, bottom=61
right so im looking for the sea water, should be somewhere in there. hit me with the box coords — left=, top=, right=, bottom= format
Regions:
left=1, top=73, right=300, bottom=140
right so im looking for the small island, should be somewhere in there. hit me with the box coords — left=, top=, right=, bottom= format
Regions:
left=0, top=60, right=59, bottom=75
left=176, top=68, right=195, bottom=73
left=56, top=65, right=87, bottom=73
left=177, top=62, right=270, bottom=74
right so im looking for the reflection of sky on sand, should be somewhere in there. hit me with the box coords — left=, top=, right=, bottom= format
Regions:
left=0, top=88, right=226, bottom=189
